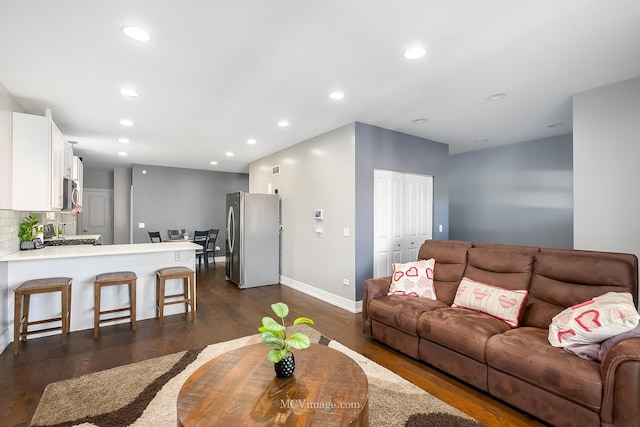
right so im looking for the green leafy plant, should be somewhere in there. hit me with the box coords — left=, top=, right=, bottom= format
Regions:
left=259, top=302, right=314, bottom=363
left=18, top=215, right=39, bottom=241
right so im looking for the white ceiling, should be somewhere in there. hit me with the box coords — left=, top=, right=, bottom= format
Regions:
left=1, top=1, right=639, bottom=173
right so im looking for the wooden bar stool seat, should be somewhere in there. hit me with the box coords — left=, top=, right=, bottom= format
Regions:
left=94, top=271, right=137, bottom=339
left=156, top=267, right=195, bottom=327
left=13, top=277, right=72, bottom=355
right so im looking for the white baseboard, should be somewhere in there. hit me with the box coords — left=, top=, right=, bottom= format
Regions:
left=0, top=329, right=10, bottom=355
left=280, top=275, right=362, bottom=313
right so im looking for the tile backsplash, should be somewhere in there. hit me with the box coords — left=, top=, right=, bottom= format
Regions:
left=0, top=209, right=26, bottom=256
left=0, top=210, right=75, bottom=257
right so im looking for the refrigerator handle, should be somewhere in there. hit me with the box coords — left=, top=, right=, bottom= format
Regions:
left=227, top=206, right=235, bottom=254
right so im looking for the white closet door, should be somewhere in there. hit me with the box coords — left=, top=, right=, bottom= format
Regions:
left=374, top=169, right=433, bottom=278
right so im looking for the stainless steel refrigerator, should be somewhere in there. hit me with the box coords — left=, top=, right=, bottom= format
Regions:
left=225, top=192, right=280, bottom=288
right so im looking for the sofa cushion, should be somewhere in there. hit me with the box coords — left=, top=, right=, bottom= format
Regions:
left=486, top=327, right=602, bottom=411
left=417, top=307, right=510, bottom=363
left=548, top=292, right=640, bottom=347
left=522, top=250, right=639, bottom=329
left=463, top=247, right=535, bottom=290
left=417, top=240, right=472, bottom=306
left=369, top=296, right=447, bottom=337
left=387, top=258, right=436, bottom=299
left=452, top=277, right=528, bottom=327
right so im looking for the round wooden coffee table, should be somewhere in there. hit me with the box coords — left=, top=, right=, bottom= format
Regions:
left=177, top=343, right=369, bottom=426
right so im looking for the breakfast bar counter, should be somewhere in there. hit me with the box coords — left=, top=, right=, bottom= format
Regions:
left=0, top=242, right=201, bottom=352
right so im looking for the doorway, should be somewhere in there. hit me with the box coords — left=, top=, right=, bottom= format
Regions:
left=373, top=169, right=433, bottom=278
left=78, top=188, right=114, bottom=245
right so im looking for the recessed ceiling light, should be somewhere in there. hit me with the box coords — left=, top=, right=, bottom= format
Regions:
left=277, top=120, right=290, bottom=127
left=412, top=118, right=428, bottom=124
left=210, top=161, right=218, bottom=165
left=118, top=151, right=127, bottom=156
left=328, top=91, right=345, bottom=100
left=403, top=46, right=427, bottom=60
left=122, top=26, right=151, bottom=42
left=118, top=138, right=130, bottom=144
left=486, top=93, right=507, bottom=101
left=119, top=119, right=133, bottom=126
left=142, top=169, right=147, bottom=174
left=475, top=139, right=489, bottom=144
left=120, top=88, right=139, bottom=97
left=247, top=139, right=257, bottom=145
left=225, top=152, right=234, bottom=157
left=547, top=122, right=565, bottom=128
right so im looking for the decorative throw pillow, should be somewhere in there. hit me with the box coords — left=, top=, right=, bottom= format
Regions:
left=387, top=258, right=436, bottom=300
left=452, top=277, right=528, bottom=327
left=548, top=292, right=640, bottom=348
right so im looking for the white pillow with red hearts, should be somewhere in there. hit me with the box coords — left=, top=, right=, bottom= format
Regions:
left=548, top=292, right=640, bottom=347
left=452, top=277, right=528, bottom=327
left=387, top=258, right=436, bottom=300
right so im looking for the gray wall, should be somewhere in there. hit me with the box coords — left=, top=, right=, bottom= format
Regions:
left=249, top=124, right=357, bottom=307
left=113, top=167, right=131, bottom=244
left=83, top=169, right=113, bottom=190
left=354, top=122, right=450, bottom=300
left=449, top=134, right=573, bottom=248
left=131, top=164, right=248, bottom=247
left=573, top=77, right=640, bottom=268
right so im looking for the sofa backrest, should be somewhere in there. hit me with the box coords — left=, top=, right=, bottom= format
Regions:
left=417, top=239, right=472, bottom=305
left=463, top=247, right=537, bottom=291
left=521, top=248, right=639, bottom=329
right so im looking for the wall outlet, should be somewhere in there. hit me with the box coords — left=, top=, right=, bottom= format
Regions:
left=438, top=224, right=443, bottom=232
left=343, top=227, right=350, bottom=237
left=138, top=222, right=145, bottom=229
left=175, top=251, right=181, bottom=261
left=342, top=279, right=350, bottom=286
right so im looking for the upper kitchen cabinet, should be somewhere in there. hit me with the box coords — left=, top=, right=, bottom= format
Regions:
left=72, top=155, right=83, bottom=203
left=8, top=112, right=66, bottom=211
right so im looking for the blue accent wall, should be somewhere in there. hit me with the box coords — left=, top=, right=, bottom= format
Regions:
left=449, top=134, right=573, bottom=248
left=354, top=122, right=449, bottom=300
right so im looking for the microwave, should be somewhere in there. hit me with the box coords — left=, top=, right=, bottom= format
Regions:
left=62, top=178, right=78, bottom=210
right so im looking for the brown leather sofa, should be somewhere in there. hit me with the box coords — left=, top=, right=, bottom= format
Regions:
left=362, top=240, right=640, bottom=427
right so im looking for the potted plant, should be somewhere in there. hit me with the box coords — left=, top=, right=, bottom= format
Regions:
left=18, top=215, right=39, bottom=250
left=183, top=231, right=190, bottom=240
left=258, top=302, right=314, bottom=377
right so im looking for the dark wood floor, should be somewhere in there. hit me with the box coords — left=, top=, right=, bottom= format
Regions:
left=0, top=266, right=545, bottom=427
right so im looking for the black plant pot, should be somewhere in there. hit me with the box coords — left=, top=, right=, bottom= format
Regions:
left=20, top=241, right=35, bottom=251
left=274, top=353, right=295, bottom=378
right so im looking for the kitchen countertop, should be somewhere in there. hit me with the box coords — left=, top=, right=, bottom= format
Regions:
left=0, top=241, right=201, bottom=262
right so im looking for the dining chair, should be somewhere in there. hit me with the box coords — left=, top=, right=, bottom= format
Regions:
left=206, top=229, right=219, bottom=268
left=193, top=230, right=210, bottom=269
left=148, top=231, right=162, bottom=243
left=168, top=229, right=186, bottom=240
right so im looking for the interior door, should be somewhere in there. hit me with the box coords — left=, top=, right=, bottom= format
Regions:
left=404, top=173, right=434, bottom=261
left=79, top=188, right=114, bottom=245
left=374, top=170, right=433, bottom=277
left=373, top=170, right=403, bottom=278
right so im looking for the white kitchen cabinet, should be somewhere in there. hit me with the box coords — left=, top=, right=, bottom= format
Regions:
left=10, top=112, right=66, bottom=211
left=64, top=141, right=73, bottom=179
left=72, top=155, right=83, bottom=204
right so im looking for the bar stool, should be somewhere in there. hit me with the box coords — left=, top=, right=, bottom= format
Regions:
left=94, top=271, right=137, bottom=339
left=13, top=277, right=72, bottom=355
left=156, top=267, right=195, bottom=327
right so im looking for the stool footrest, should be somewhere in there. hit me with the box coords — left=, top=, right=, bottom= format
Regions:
left=25, top=317, right=63, bottom=326
left=22, top=325, right=64, bottom=336
left=160, top=298, right=193, bottom=306
left=98, top=314, right=133, bottom=324
left=99, top=307, right=132, bottom=316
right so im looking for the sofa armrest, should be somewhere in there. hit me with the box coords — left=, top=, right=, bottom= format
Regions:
left=362, top=276, right=391, bottom=336
left=600, top=337, right=640, bottom=426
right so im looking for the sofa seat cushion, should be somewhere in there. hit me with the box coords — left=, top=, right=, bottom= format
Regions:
left=369, top=296, right=447, bottom=337
left=486, top=327, right=602, bottom=411
left=417, top=307, right=510, bottom=363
